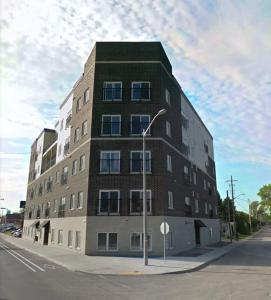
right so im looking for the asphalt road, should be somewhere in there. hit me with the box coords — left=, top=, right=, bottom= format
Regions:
left=1, top=226, right=271, bottom=300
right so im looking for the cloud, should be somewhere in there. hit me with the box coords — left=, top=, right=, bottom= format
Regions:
left=0, top=0, right=270, bottom=211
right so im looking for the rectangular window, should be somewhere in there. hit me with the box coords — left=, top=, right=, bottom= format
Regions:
left=130, top=115, right=150, bottom=135
left=77, top=192, right=83, bottom=209
left=54, top=199, right=58, bottom=212
left=98, top=190, right=120, bottom=215
left=101, top=115, right=121, bottom=136
left=103, top=82, right=122, bottom=101
left=82, top=120, right=88, bottom=136
left=83, top=88, right=89, bottom=103
left=79, top=154, right=86, bottom=171
left=68, top=230, right=73, bottom=248
left=51, top=229, right=55, bottom=243
left=167, top=155, right=172, bottom=172
left=181, top=113, right=189, bottom=129
left=166, top=121, right=171, bottom=137
left=205, top=202, right=208, bottom=214
left=193, top=172, right=197, bottom=185
left=70, top=194, right=75, bottom=210
left=72, top=160, right=78, bottom=175
left=56, top=171, right=60, bottom=183
left=181, top=143, right=190, bottom=156
left=130, top=190, right=151, bottom=214
left=166, top=231, right=174, bottom=249
left=97, top=233, right=118, bottom=251
left=204, top=179, right=207, bottom=190
left=195, top=199, right=199, bottom=213
left=130, top=151, right=151, bottom=173
left=131, top=82, right=150, bottom=101
left=75, top=231, right=81, bottom=249
left=165, top=88, right=170, bottom=104
left=168, top=191, right=174, bottom=209
left=76, top=98, right=82, bottom=112
left=130, top=233, right=152, bottom=251
left=74, top=127, right=80, bottom=142
left=100, top=151, right=120, bottom=174
left=58, top=230, right=63, bottom=245
left=60, top=197, right=66, bottom=212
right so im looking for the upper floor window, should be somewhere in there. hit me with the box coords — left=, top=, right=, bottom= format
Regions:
left=130, top=151, right=151, bottom=173
left=100, top=151, right=120, bottom=174
left=204, top=143, right=209, bottom=153
left=82, top=120, right=88, bottom=136
left=168, top=191, right=174, bottom=209
left=70, top=194, right=75, bottom=210
left=131, top=82, right=150, bottom=101
left=74, top=127, right=80, bottom=143
left=83, top=88, right=89, bottom=104
left=64, top=138, right=70, bottom=155
left=167, top=154, right=172, bottom=172
left=181, top=113, right=189, bottom=129
left=165, top=89, right=170, bottom=104
left=166, top=121, right=171, bottom=137
left=101, top=115, right=121, bottom=136
left=193, top=172, right=197, bottom=185
left=195, top=199, right=199, bottom=213
left=77, top=191, right=83, bottom=209
left=98, top=190, right=120, bottom=215
left=130, top=190, right=151, bottom=215
left=103, top=82, right=122, bottom=101
left=76, top=98, right=82, bottom=112
left=72, top=159, right=78, bottom=175
left=130, top=115, right=150, bottom=135
left=79, top=154, right=86, bottom=171
left=181, top=142, right=190, bottom=156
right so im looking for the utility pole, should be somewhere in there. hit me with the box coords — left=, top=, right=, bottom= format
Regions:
left=248, top=199, right=252, bottom=234
left=226, top=190, right=232, bottom=243
left=226, top=176, right=238, bottom=240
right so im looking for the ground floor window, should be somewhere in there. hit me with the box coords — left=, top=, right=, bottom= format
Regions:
left=97, top=232, right=118, bottom=251
left=75, top=231, right=81, bottom=249
left=58, top=229, right=63, bottom=245
left=166, top=231, right=174, bottom=249
left=68, top=230, right=73, bottom=248
left=130, top=232, right=152, bottom=251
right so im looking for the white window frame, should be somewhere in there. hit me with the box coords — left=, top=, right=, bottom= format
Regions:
left=79, top=154, right=86, bottom=171
left=130, top=232, right=152, bottom=251
left=58, top=229, right=63, bottom=245
left=70, top=194, right=75, bottom=210
left=165, top=88, right=170, bottom=105
left=130, top=114, right=151, bottom=136
left=72, top=159, right=78, bottom=175
left=129, top=190, right=152, bottom=215
left=82, top=120, right=88, bottom=136
left=74, top=127, right=80, bottom=142
left=167, top=154, right=172, bottom=172
left=166, top=121, right=171, bottom=137
left=53, top=199, right=58, bottom=212
left=98, top=190, right=120, bottom=215
left=100, top=151, right=120, bottom=174
left=76, top=97, right=82, bottom=112
left=101, top=115, right=121, bottom=136
left=97, top=232, right=118, bottom=251
left=168, top=191, right=174, bottom=210
left=103, top=81, right=122, bottom=101
left=131, top=81, right=151, bottom=101
left=75, top=231, right=81, bottom=249
left=77, top=191, right=83, bottom=209
left=83, top=88, right=89, bottom=103
left=68, top=230, right=73, bottom=248
left=130, top=150, right=151, bottom=174
left=166, top=231, right=174, bottom=250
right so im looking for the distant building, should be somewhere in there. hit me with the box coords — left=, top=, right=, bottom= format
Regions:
left=2, top=213, right=24, bottom=227
left=23, top=42, right=219, bottom=255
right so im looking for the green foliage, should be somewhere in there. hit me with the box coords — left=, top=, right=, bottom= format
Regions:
left=236, top=211, right=260, bottom=235
left=257, top=184, right=271, bottom=213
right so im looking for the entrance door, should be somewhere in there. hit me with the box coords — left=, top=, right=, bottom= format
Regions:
left=43, top=223, right=50, bottom=245
left=195, top=223, right=201, bottom=245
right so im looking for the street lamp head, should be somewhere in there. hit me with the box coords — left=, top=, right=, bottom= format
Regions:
left=158, top=109, right=167, bottom=116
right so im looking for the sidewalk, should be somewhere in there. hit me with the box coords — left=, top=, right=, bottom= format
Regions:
left=0, top=234, right=244, bottom=275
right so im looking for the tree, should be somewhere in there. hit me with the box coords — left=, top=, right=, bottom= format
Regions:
left=249, top=201, right=259, bottom=219
left=257, top=184, right=271, bottom=214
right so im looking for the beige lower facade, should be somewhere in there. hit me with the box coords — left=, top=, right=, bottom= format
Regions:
left=23, top=216, right=220, bottom=256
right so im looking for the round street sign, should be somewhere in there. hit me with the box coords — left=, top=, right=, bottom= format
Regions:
left=160, top=222, right=169, bottom=235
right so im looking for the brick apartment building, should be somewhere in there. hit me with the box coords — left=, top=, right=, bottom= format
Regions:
left=23, top=42, right=219, bottom=256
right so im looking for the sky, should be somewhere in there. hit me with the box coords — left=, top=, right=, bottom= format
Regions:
left=0, top=0, right=270, bottom=213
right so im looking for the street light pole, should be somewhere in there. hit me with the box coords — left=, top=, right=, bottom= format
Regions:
left=142, top=109, right=166, bottom=266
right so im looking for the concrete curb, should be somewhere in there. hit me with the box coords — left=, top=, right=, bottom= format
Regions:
left=0, top=229, right=263, bottom=276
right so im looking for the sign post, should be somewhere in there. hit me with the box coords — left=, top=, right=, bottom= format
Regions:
left=160, top=221, right=169, bottom=262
